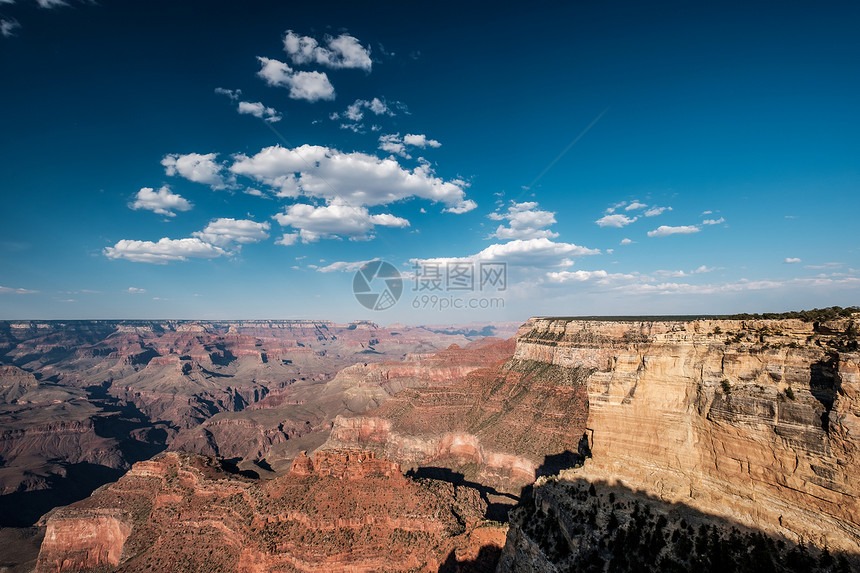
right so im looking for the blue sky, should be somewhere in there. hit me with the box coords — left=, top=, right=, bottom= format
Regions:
left=1, top=0, right=858, bottom=323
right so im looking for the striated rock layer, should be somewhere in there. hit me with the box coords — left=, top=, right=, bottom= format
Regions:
left=508, top=316, right=860, bottom=555
left=35, top=450, right=503, bottom=572
left=322, top=346, right=590, bottom=492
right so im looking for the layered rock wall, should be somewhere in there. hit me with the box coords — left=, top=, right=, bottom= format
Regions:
left=514, top=316, right=860, bottom=553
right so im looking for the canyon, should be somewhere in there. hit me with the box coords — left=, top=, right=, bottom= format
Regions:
left=3, top=312, right=860, bottom=571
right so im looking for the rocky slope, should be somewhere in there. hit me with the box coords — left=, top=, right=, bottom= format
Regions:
left=0, top=320, right=512, bottom=527
left=501, top=316, right=860, bottom=560
left=172, top=338, right=520, bottom=470
left=322, top=339, right=590, bottom=495
left=35, top=449, right=506, bottom=572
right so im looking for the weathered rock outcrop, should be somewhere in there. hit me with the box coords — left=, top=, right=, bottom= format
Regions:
left=323, top=348, right=590, bottom=492
left=504, top=316, right=860, bottom=556
left=35, top=450, right=503, bottom=572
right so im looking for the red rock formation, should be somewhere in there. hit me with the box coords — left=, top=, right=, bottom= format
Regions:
left=324, top=351, right=590, bottom=492
left=35, top=450, right=500, bottom=572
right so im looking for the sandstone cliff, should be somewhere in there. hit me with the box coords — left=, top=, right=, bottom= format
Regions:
left=503, top=316, right=860, bottom=559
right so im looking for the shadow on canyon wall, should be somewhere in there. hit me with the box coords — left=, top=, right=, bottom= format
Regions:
left=406, top=466, right=519, bottom=522
left=438, top=544, right=503, bottom=573
left=507, top=475, right=860, bottom=573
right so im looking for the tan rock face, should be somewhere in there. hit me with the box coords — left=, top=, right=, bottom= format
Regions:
left=515, top=317, right=860, bottom=553
left=34, top=450, right=498, bottom=572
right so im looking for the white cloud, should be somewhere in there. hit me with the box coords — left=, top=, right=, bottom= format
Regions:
left=443, top=200, right=477, bottom=214
left=332, top=98, right=401, bottom=132
left=214, top=87, right=241, bottom=101
left=126, top=287, right=146, bottom=294
left=653, top=266, right=717, bottom=278
left=415, top=238, right=599, bottom=269
left=596, top=214, right=637, bottom=227
left=647, top=225, right=700, bottom=237
left=256, top=57, right=335, bottom=102
left=403, top=133, right=441, bottom=148
left=1, top=18, right=20, bottom=37
left=341, top=97, right=392, bottom=121
left=0, top=285, right=37, bottom=294
left=162, top=153, right=231, bottom=190
left=230, top=144, right=474, bottom=212
left=625, top=201, right=647, bottom=211
left=620, top=238, right=633, bottom=245
left=283, top=30, right=372, bottom=71
left=489, top=201, right=559, bottom=240
left=702, top=210, right=713, bottom=215
left=784, top=257, right=802, bottom=264
left=130, top=186, right=192, bottom=217
left=275, top=233, right=299, bottom=246
left=377, top=132, right=441, bottom=158
left=545, top=270, right=638, bottom=284
left=378, top=134, right=407, bottom=157
left=702, top=217, right=725, bottom=225
left=644, top=206, right=672, bottom=217
left=37, top=0, right=66, bottom=7
left=192, top=218, right=270, bottom=246
left=604, top=201, right=626, bottom=214
left=273, top=202, right=409, bottom=242
left=237, top=101, right=282, bottom=122
left=316, top=260, right=375, bottom=273
left=104, top=238, right=226, bottom=264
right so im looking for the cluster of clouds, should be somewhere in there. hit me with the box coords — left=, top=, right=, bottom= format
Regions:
left=595, top=201, right=726, bottom=243
left=273, top=202, right=409, bottom=244
left=109, top=138, right=475, bottom=261
left=488, top=201, right=558, bottom=240
left=595, top=200, right=673, bottom=228
left=283, top=30, right=372, bottom=71
left=104, top=28, right=481, bottom=264
left=378, top=133, right=441, bottom=158
left=104, top=218, right=270, bottom=263
left=228, top=144, right=473, bottom=212
left=253, top=30, right=372, bottom=103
